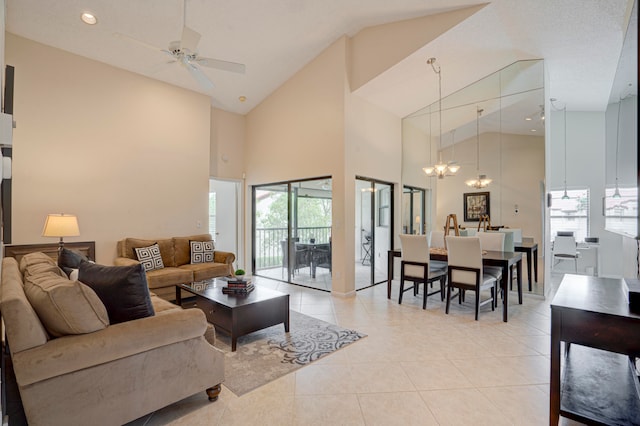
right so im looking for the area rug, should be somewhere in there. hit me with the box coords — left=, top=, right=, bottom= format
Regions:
left=213, top=310, right=366, bottom=396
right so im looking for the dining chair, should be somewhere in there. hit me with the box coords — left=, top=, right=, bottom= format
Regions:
left=476, top=232, right=504, bottom=303
left=398, top=234, right=447, bottom=309
left=553, top=235, right=579, bottom=272
left=445, top=236, right=496, bottom=320
left=427, top=230, right=447, bottom=270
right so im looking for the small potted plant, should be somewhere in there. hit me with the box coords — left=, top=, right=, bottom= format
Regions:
left=234, top=269, right=246, bottom=280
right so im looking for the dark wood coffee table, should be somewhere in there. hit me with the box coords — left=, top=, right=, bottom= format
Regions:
left=176, top=279, right=290, bottom=351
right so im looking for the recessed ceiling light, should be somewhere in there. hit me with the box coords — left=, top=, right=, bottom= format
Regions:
left=238, top=96, right=247, bottom=102
left=81, top=12, right=97, bottom=25
left=530, top=129, right=537, bottom=132
left=524, top=117, right=532, bottom=121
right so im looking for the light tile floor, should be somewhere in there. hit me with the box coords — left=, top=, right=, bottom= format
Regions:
left=129, top=272, right=586, bottom=425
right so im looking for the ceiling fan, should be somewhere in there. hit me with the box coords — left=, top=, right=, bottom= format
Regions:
left=113, top=1, right=245, bottom=92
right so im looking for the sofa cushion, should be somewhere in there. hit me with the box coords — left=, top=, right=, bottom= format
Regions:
left=23, top=261, right=67, bottom=280
left=134, top=243, right=165, bottom=272
left=58, top=248, right=90, bottom=276
left=174, top=234, right=212, bottom=266
left=24, top=272, right=109, bottom=337
left=146, top=267, right=193, bottom=290
left=190, top=240, right=215, bottom=264
left=19, top=252, right=57, bottom=275
left=122, top=237, right=176, bottom=268
left=79, top=262, right=155, bottom=324
left=179, top=262, right=232, bottom=282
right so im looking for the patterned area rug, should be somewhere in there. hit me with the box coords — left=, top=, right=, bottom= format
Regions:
left=213, top=310, right=366, bottom=396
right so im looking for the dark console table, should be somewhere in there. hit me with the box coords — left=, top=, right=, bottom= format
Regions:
left=550, top=274, right=640, bottom=425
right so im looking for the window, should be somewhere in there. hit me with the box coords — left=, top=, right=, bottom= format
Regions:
left=377, top=187, right=390, bottom=227
left=209, top=191, right=216, bottom=238
left=549, top=188, right=590, bottom=242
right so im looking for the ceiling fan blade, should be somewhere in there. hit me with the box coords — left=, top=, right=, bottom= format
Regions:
left=113, top=32, right=163, bottom=52
left=181, top=60, right=214, bottom=91
left=194, top=57, right=246, bottom=74
left=180, top=26, right=201, bottom=53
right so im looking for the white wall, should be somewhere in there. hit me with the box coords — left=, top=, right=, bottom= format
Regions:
left=435, top=132, right=544, bottom=244
left=6, top=34, right=211, bottom=264
left=210, top=107, right=245, bottom=180
left=548, top=110, right=622, bottom=277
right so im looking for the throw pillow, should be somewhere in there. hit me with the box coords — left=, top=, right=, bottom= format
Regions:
left=24, top=271, right=109, bottom=337
left=190, top=240, right=215, bottom=264
left=19, top=252, right=57, bottom=274
left=58, top=248, right=90, bottom=277
left=78, top=261, right=155, bottom=324
left=134, top=243, right=164, bottom=272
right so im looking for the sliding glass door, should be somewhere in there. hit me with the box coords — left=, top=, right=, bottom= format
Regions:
left=355, top=177, right=394, bottom=289
left=402, top=185, right=425, bottom=235
left=252, top=177, right=332, bottom=291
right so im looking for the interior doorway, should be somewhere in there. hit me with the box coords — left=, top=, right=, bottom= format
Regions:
left=209, top=179, right=243, bottom=269
left=355, top=177, right=394, bottom=290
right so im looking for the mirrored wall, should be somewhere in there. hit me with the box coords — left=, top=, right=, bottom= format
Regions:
left=402, top=59, right=545, bottom=295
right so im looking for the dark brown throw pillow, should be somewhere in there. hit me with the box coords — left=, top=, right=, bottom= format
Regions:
left=78, top=261, right=154, bottom=324
left=58, top=248, right=90, bottom=277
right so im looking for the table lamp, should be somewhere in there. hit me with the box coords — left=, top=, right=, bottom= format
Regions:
left=42, top=213, right=80, bottom=251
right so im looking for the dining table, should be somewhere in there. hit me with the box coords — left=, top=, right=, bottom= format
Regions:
left=387, top=248, right=523, bottom=322
left=514, top=241, right=538, bottom=290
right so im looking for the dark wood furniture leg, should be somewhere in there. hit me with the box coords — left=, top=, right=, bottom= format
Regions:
left=501, top=266, right=509, bottom=322
left=525, top=249, right=533, bottom=291
left=550, top=308, right=561, bottom=425
left=517, top=258, right=523, bottom=304
left=387, top=250, right=394, bottom=299
left=206, top=384, right=222, bottom=401
left=175, top=285, right=182, bottom=306
left=533, top=246, right=538, bottom=283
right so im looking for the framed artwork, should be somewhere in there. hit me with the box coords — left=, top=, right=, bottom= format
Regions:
left=464, top=192, right=490, bottom=222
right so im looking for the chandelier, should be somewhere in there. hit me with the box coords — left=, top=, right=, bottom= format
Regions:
left=465, top=107, right=492, bottom=189
left=423, top=57, right=460, bottom=178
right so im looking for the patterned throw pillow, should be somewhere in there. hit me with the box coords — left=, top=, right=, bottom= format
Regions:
left=190, top=240, right=215, bottom=264
left=134, top=243, right=164, bottom=271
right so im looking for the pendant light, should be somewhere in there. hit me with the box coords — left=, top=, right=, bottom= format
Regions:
left=465, top=107, right=492, bottom=188
left=561, top=104, right=569, bottom=199
left=423, top=57, right=460, bottom=178
left=613, top=98, right=622, bottom=198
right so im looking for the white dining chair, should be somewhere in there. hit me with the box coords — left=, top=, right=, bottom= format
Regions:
left=553, top=235, right=579, bottom=272
left=398, top=234, right=447, bottom=309
left=477, top=231, right=506, bottom=307
left=445, top=236, right=496, bottom=320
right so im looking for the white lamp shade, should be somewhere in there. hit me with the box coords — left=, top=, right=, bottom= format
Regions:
left=42, top=214, right=80, bottom=237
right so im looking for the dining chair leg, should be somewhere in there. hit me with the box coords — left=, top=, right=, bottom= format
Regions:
left=399, top=270, right=405, bottom=305
left=445, top=283, right=452, bottom=314
left=475, top=289, right=480, bottom=321
left=440, top=277, right=446, bottom=301
left=423, top=283, right=428, bottom=310
left=491, top=287, right=495, bottom=312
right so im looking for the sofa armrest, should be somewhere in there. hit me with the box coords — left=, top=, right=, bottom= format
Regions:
left=13, top=307, right=211, bottom=387
left=214, top=250, right=235, bottom=265
left=114, top=257, right=140, bottom=267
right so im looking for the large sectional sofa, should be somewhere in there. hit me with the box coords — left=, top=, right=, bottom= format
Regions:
left=114, top=234, right=235, bottom=301
left=0, top=250, right=225, bottom=426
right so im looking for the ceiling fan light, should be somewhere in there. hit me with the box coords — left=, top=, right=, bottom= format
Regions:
left=81, top=12, right=97, bottom=25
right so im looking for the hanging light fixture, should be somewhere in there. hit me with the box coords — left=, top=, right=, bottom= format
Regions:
left=612, top=97, right=623, bottom=198
left=423, top=57, right=460, bottom=178
left=561, top=103, right=570, bottom=199
left=465, top=107, right=492, bottom=189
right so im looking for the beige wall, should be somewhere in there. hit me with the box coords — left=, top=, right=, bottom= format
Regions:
left=6, top=34, right=211, bottom=264
left=435, top=132, right=544, bottom=244
left=245, top=37, right=348, bottom=292
left=210, top=107, right=245, bottom=179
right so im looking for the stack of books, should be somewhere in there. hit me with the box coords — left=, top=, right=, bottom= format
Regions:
left=222, top=277, right=254, bottom=295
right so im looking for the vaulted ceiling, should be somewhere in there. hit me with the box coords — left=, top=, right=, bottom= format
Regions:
left=5, top=0, right=633, bottom=117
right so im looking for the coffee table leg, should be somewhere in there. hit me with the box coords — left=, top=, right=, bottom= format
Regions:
left=175, top=286, right=182, bottom=306
left=284, top=309, right=290, bottom=332
left=231, top=336, right=237, bottom=352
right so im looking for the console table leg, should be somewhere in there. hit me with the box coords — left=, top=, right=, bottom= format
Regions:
left=206, top=384, right=222, bottom=402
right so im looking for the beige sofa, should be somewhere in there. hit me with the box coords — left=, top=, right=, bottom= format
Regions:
left=115, top=234, right=235, bottom=300
left=0, top=254, right=225, bottom=426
